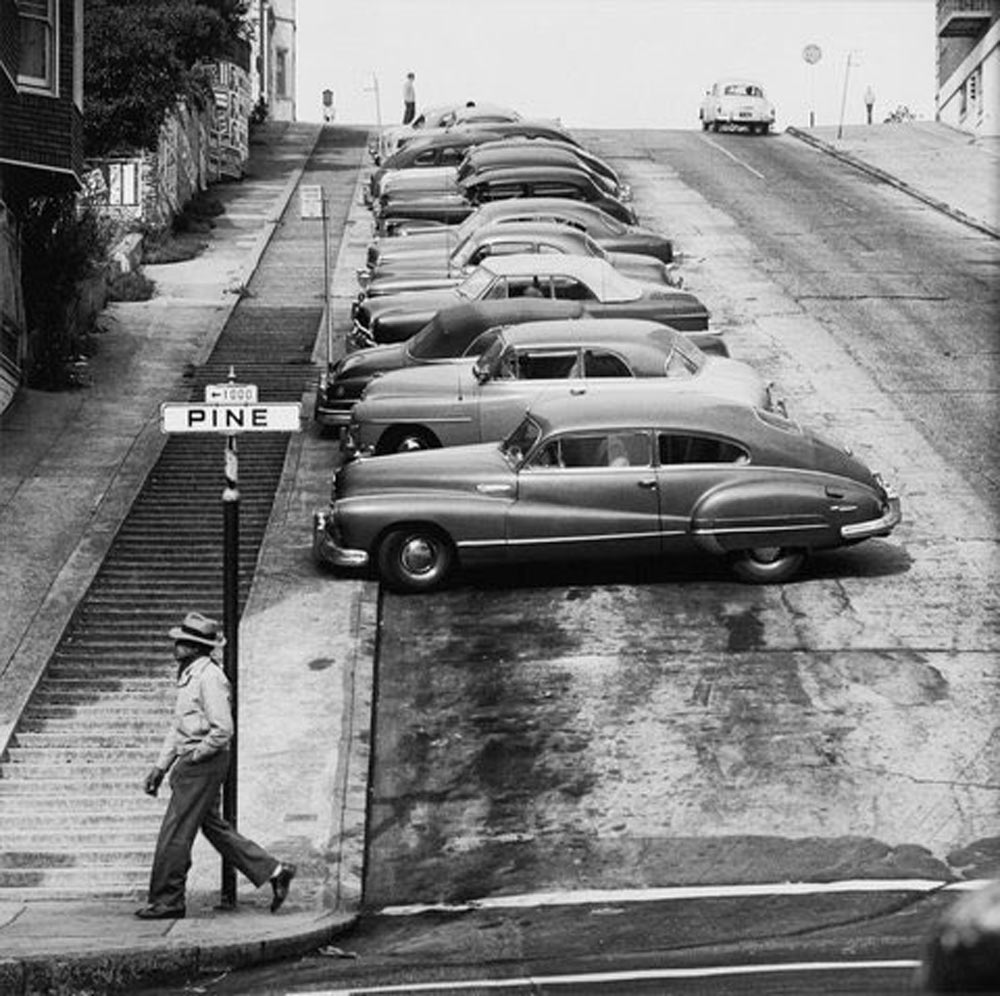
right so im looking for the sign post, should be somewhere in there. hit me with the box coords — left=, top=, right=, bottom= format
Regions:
left=802, top=44, right=822, bottom=128
left=160, top=369, right=301, bottom=908
left=300, top=184, right=333, bottom=375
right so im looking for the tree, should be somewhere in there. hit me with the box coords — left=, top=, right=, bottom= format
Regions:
left=84, top=0, right=250, bottom=157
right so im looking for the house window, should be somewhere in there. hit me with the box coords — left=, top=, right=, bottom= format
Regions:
left=275, top=48, right=288, bottom=99
left=17, top=0, right=56, bottom=93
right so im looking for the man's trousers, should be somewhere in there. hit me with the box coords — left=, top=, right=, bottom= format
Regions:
left=147, top=751, right=278, bottom=909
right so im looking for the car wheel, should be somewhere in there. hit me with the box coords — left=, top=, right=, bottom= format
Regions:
left=377, top=526, right=454, bottom=592
left=377, top=426, right=439, bottom=454
left=728, top=547, right=806, bottom=584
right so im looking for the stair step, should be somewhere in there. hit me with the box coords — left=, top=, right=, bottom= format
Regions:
left=0, top=848, right=153, bottom=868
left=0, top=866, right=149, bottom=889
left=0, top=793, right=164, bottom=812
left=10, top=733, right=164, bottom=749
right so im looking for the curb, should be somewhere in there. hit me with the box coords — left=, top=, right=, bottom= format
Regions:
left=0, top=913, right=354, bottom=996
left=785, top=125, right=1000, bottom=241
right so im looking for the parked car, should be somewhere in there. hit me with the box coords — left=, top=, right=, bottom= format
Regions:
left=315, top=300, right=730, bottom=430
left=449, top=118, right=579, bottom=146
left=370, top=102, right=467, bottom=164
left=359, top=223, right=680, bottom=296
left=375, top=164, right=638, bottom=231
left=699, top=79, right=775, bottom=134
left=393, top=103, right=522, bottom=153
left=456, top=140, right=630, bottom=201
left=367, top=131, right=503, bottom=203
left=313, top=393, right=901, bottom=592
left=343, top=318, right=780, bottom=456
left=350, top=254, right=710, bottom=347
left=369, top=197, right=674, bottom=263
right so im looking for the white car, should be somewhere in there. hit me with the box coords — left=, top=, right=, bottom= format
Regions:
left=700, top=79, right=775, bottom=134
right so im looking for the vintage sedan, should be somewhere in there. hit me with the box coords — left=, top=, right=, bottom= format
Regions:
left=367, top=131, right=503, bottom=204
left=700, top=79, right=775, bottom=134
left=370, top=102, right=468, bottom=164
left=315, top=300, right=728, bottom=430
left=359, top=223, right=680, bottom=296
left=350, top=254, right=710, bottom=347
left=375, top=164, right=638, bottom=231
left=370, top=197, right=674, bottom=263
left=455, top=140, right=629, bottom=201
left=343, top=318, right=776, bottom=455
left=313, top=392, right=901, bottom=592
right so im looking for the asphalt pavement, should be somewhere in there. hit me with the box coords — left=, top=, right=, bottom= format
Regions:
left=0, top=118, right=996, bottom=995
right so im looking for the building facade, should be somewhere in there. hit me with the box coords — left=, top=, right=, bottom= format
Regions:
left=250, top=0, right=296, bottom=122
left=937, top=0, right=1000, bottom=135
left=0, top=0, right=85, bottom=412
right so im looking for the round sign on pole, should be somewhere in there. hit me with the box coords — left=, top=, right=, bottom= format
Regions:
left=803, top=44, right=822, bottom=65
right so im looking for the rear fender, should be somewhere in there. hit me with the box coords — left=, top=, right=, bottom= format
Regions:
left=690, top=475, right=842, bottom=554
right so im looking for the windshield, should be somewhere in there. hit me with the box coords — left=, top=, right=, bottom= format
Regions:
left=406, top=314, right=453, bottom=360
left=456, top=266, right=496, bottom=300
left=473, top=332, right=508, bottom=379
left=583, top=235, right=608, bottom=260
left=665, top=335, right=706, bottom=375
left=501, top=415, right=542, bottom=467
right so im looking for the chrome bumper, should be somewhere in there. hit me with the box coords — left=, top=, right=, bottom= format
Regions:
left=840, top=494, right=902, bottom=540
left=312, top=509, right=369, bottom=569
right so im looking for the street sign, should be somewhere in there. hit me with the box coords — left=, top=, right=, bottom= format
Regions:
left=160, top=401, right=302, bottom=433
left=803, top=44, right=822, bottom=64
left=205, top=382, right=258, bottom=404
left=300, top=184, right=324, bottom=219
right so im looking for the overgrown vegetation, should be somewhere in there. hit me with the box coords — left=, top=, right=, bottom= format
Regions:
left=84, top=0, right=251, bottom=157
left=21, top=196, right=113, bottom=389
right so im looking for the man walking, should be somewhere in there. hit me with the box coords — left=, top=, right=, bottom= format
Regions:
left=864, top=85, right=875, bottom=125
left=136, top=612, right=295, bottom=920
left=402, top=71, right=416, bottom=124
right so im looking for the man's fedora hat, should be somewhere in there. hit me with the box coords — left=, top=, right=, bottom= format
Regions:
left=169, top=612, right=226, bottom=649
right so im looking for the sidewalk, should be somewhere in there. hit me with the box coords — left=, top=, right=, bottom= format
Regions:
left=0, top=121, right=371, bottom=995
left=786, top=120, right=1000, bottom=239
left=0, top=116, right=996, bottom=995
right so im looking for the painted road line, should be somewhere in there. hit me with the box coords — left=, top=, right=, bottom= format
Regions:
left=301, top=959, right=921, bottom=995
left=379, top=877, right=990, bottom=916
left=701, top=136, right=766, bottom=179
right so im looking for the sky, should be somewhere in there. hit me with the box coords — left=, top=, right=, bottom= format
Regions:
left=293, top=0, right=936, bottom=132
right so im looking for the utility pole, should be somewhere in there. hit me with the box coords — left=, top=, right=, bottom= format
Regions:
left=837, top=51, right=861, bottom=139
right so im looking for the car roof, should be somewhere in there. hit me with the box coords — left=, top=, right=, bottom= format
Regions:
left=497, top=318, right=686, bottom=350
left=479, top=253, right=627, bottom=281
left=470, top=221, right=593, bottom=245
left=716, top=78, right=765, bottom=88
left=432, top=299, right=587, bottom=333
left=463, top=164, right=601, bottom=185
left=528, top=390, right=775, bottom=438
left=396, top=131, right=502, bottom=154
left=473, top=197, right=624, bottom=226
left=454, top=119, right=578, bottom=143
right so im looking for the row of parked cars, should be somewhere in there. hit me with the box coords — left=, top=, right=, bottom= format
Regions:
left=312, top=99, right=900, bottom=592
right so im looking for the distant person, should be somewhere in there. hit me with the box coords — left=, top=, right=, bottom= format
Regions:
left=864, top=85, right=875, bottom=125
left=919, top=880, right=1000, bottom=991
left=135, top=612, right=296, bottom=920
left=402, top=72, right=416, bottom=124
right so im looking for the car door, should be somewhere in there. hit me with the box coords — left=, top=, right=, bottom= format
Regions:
left=476, top=346, right=583, bottom=442
left=506, top=429, right=661, bottom=561
left=653, top=431, right=751, bottom=549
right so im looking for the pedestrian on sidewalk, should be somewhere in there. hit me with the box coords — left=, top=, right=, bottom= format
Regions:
left=402, top=71, right=416, bottom=124
left=864, top=85, right=875, bottom=125
left=136, top=612, right=296, bottom=920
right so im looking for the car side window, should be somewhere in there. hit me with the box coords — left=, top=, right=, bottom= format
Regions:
left=509, top=276, right=550, bottom=299
left=440, top=148, right=465, bottom=165
left=551, top=276, right=595, bottom=301
left=413, top=150, right=437, bottom=166
left=477, top=182, right=523, bottom=202
left=527, top=431, right=652, bottom=469
left=515, top=350, right=580, bottom=380
left=532, top=182, right=582, bottom=199
left=481, top=277, right=509, bottom=300
left=658, top=434, right=749, bottom=464
left=584, top=350, right=631, bottom=378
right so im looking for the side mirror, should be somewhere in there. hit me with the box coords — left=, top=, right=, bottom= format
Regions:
left=473, top=364, right=490, bottom=385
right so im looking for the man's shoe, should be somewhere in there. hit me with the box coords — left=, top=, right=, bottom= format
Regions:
left=270, top=863, right=297, bottom=913
left=135, top=904, right=185, bottom=920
